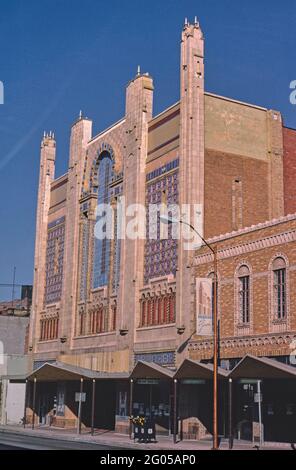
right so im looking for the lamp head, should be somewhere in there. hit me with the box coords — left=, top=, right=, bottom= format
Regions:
left=159, top=215, right=179, bottom=225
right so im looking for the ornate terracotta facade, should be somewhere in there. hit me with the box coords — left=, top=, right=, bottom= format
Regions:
left=29, top=19, right=296, bottom=376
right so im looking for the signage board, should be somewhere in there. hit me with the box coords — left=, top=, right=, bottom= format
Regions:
left=181, top=379, right=206, bottom=385
left=254, top=393, right=263, bottom=403
left=196, top=278, right=213, bottom=336
left=137, top=379, right=159, bottom=385
left=75, top=392, right=86, bottom=402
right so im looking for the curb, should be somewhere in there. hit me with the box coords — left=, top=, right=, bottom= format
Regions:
left=0, top=426, right=292, bottom=451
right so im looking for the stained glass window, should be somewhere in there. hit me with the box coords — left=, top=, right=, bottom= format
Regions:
left=93, top=152, right=113, bottom=288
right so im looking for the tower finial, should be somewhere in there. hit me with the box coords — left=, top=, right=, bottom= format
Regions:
left=79, top=110, right=82, bottom=119
left=194, top=16, right=199, bottom=26
left=43, top=131, right=46, bottom=138
left=137, top=65, right=141, bottom=76
left=184, top=17, right=188, bottom=26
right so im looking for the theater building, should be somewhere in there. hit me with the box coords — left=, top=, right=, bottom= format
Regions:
left=26, top=18, right=296, bottom=441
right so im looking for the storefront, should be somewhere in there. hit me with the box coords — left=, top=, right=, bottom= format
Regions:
left=129, top=361, right=174, bottom=436
left=229, top=355, right=296, bottom=444
left=24, top=355, right=296, bottom=445
left=25, top=362, right=129, bottom=431
left=175, top=359, right=228, bottom=441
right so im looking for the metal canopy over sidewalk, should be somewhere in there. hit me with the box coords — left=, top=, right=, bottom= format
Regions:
left=229, top=354, right=296, bottom=380
left=130, top=360, right=174, bottom=379
left=26, top=355, right=296, bottom=382
left=174, top=359, right=228, bottom=380
left=26, top=361, right=129, bottom=382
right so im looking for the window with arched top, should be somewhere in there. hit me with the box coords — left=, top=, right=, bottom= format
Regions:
left=238, top=265, right=250, bottom=324
left=272, top=257, right=287, bottom=319
left=139, top=292, right=176, bottom=328
left=112, top=302, right=117, bottom=331
left=93, top=151, right=113, bottom=288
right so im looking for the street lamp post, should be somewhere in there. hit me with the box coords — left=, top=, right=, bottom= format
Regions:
left=160, top=215, right=219, bottom=450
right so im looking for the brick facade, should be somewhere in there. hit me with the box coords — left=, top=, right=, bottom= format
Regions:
left=283, top=127, right=296, bottom=215
left=190, top=215, right=296, bottom=363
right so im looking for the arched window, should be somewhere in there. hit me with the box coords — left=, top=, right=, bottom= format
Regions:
left=238, top=265, right=250, bottom=324
left=93, top=151, right=113, bottom=288
left=157, top=297, right=163, bottom=324
left=272, top=257, right=286, bottom=319
left=140, top=296, right=146, bottom=327
left=112, top=302, right=117, bottom=331
left=169, top=291, right=176, bottom=323
left=79, top=311, right=85, bottom=336
left=147, top=298, right=152, bottom=326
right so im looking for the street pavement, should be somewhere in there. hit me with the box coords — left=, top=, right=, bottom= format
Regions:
left=0, top=431, right=120, bottom=450
left=0, top=425, right=293, bottom=451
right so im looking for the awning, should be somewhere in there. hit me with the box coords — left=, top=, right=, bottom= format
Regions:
left=229, top=354, right=296, bottom=380
left=130, top=361, right=174, bottom=380
left=26, top=361, right=129, bottom=382
left=174, top=358, right=228, bottom=380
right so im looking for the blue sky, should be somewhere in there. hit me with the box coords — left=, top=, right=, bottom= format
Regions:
left=0, top=0, right=295, bottom=291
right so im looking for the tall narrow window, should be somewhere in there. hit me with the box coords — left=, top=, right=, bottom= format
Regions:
left=239, top=276, right=250, bottom=323
left=112, top=302, right=117, bottom=331
left=140, top=298, right=146, bottom=327
left=273, top=258, right=287, bottom=319
left=93, top=152, right=113, bottom=288
left=237, top=265, right=250, bottom=324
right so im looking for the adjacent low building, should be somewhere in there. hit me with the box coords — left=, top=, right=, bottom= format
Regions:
left=190, top=214, right=296, bottom=442
left=0, top=316, right=31, bottom=425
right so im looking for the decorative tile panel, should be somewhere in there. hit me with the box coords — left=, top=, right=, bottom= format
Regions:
left=44, top=216, right=65, bottom=305
left=144, top=160, right=179, bottom=284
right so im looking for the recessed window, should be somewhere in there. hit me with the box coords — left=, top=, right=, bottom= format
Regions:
left=239, top=275, right=250, bottom=324
left=272, top=258, right=287, bottom=319
left=237, top=265, right=250, bottom=325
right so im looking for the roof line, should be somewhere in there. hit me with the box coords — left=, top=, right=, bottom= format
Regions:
left=88, top=117, right=125, bottom=144
left=229, top=354, right=296, bottom=378
left=176, top=358, right=229, bottom=377
left=51, top=172, right=68, bottom=185
left=204, top=91, right=268, bottom=111
left=206, top=213, right=296, bottom=245
left=149, top=101, right=180, bottom=123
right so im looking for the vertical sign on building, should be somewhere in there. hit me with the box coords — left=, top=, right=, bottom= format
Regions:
left=196, top=278, right=213, bottom=336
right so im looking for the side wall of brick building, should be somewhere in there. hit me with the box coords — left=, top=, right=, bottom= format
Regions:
left=283, top=126, right=296, bottom=215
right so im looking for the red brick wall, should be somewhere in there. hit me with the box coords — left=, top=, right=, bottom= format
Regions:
left=283, top=127, right=296, bottom=215
left=190, top=217, right=296, bottom=361
left=205, top=150, right=269, bottom=238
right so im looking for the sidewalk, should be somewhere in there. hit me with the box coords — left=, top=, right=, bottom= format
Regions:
left=0, top=425, right=293, bottom=450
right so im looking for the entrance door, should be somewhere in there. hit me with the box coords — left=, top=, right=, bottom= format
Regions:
left=236, top=382, right=256, bottom=441
left=95, top=382, right=116, bottom=430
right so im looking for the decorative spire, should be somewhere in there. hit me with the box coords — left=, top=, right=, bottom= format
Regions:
left=79, top=110, right=82, bottom=119
left=194, top=16, right=199, bottom=26
left=184, top=17, right=188, bottom=27
left=137, top=65, right=141, bottom=76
